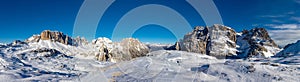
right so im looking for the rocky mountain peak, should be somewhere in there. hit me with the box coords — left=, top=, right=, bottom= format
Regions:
left=237, top=28, right=280, bottom=58
left=178, top=24, right=237, bottom=58
left=26, top=30, right=73, bottom=45
left=174, top=25, right=280, bottom=59
left=180, top=26, right=209, bottom=54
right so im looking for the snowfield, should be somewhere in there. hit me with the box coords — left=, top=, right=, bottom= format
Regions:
left=0, top=41, right=299, bottom=82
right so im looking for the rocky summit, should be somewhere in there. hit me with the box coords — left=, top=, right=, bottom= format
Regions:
left=1, top=26, right=300, bottom=82
left=237, top=28, right=281, bottom=58
left=26, top=30, right=73, bottom=45
left=177, top=24, right=237, bottom=58
left=175, top=24, right=280, bottom=59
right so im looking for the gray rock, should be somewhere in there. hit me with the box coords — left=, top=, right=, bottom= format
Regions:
left=237, top=28, right=280, bottom=58
left=178, top=24, right=237, bottom=58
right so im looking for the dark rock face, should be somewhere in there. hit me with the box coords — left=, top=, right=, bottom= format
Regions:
left=175, top=25, right=279, bottom=58
left=237, top=28, right=280, bottom=58
left=178, top=25, right=237, bottom=58
left=26, top=30, right=73, bottom=45
left=180, top=26, right=209, bottom=54
left=207, top=25, right=237, bottom=58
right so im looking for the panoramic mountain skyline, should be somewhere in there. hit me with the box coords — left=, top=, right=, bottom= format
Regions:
left=0, top=0, right=299, bottom=46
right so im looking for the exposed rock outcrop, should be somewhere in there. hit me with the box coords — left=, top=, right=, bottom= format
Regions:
left=175, top=25, right=279, bottom=59
left=207, top=24, right=237, bottom=58
left=180, top=26, right=209, bottom=54
left=178, top=24, right=237, bottom=58
left=26, top=30, right=73, bottom=45
left=237, top=28, right=280, bottom=58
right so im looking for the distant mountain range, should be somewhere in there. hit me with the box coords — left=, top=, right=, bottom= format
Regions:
left=20, top=24, right=295, bottom=59
left=0, top=24, right=299, bottom=81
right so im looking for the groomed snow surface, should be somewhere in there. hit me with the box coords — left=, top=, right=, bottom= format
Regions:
left=0, top=41, right=299, bottom=82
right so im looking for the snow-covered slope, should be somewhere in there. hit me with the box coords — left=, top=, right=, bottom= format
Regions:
left=0, top=29, right=299, bottom=81
left=274, top=40, right=300, bottom=65
left=102, top=50, right=299, bottom=82
left=0, top=40, right=113, bottom=81
left=0, top=39, right=299, bottom=81
left=277, top=40, right=300, bottom=57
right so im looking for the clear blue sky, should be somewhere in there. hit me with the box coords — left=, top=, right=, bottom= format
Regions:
left=0, top=0, right=299, bottom=46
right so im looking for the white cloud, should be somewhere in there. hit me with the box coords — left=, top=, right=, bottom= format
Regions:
left=260, top=15, right=285, bottom=18
left=272, top=24, right=299, bottom=29
left=268, top=24, right=300, bottom=47
left=271, top=19, right=284, bottom=23
left=291, top=16, right=300, bottom=22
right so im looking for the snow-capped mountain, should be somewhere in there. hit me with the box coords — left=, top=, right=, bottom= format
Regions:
left=0, top=25, right=299, bottom=81
left=236, top=28, right=281, bottom=58
left=276, top=40, right=300, bottom=57
left=174, top=24, right=281, bottom=59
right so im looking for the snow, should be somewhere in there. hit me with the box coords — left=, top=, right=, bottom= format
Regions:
left=0, top=39, right=299, bottom=81
left=145, top=43, right=172, bottom=51
left=103, top=50, right=299, bottom=81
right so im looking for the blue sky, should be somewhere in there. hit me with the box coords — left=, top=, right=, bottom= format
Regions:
left=0, top=0, right=299, bottom=46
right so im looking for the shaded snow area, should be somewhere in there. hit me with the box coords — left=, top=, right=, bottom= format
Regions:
left=0, top=42, right=299, bottom=82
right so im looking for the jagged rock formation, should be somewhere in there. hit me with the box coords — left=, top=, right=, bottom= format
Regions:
left=237, top=28, right=280, bottom=58
left=25, top=30, right=150, bottom=62
left=207, top=25, right=237, bottom=58
left=26, top=30, right=73, bottom=45
left=175, top=25, right=279, bottom=58
left=180, top=26, right=209, bottom=54
left=178, top=24, right=237, bottom=58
